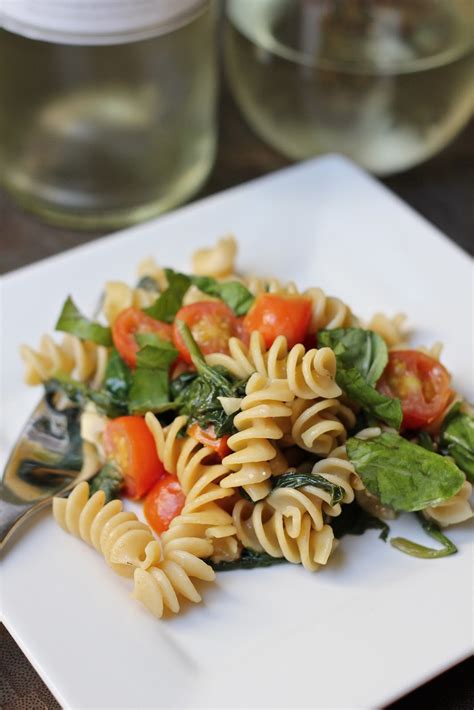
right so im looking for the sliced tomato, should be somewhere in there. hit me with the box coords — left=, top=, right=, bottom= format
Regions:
left=173, top=301, right=240, bottom=364
left=144, top=475, right=185, bottom=534
left=112, top=307, right=174, bottom=368
left=103, top=416, right=166, bottom=499
left=188, top=422, right=231, bottom=459
left=243, top=293, right=312, bottom=348
left=378, top=350, right=452, bottom=430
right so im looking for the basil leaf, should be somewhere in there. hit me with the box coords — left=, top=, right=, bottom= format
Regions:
left=143, top=269, right=190, bottom=323
left=337, top=367, right=403, bottom=429
left=440, top=406, right=474, bottom=482
left=55, top=296, right=112, bottom=346
left=89, top=462, right=123, bottom=502
left=416, top=431, right=436, bottom=452
left=191, top=276, right=254, bottom=316
left=172, top=321, right=246, bottom=436
left=318, top=327, right=402, bottom=429
left=331, top=501, right=390, bottom=541
left=391, top=513, right=457, bottom=558
left=318, top=328, right=387, bottom=385
left=135, top=333, right=178, bottom=370
left=104, top=348, right=131, bottom=407
left=347, top=432, right=465, bottom=512
left=272, top=472, right=345, bottom=506
left=128, top=368, right=172, bottom=414
left=210, top=548, right=288, bottom=571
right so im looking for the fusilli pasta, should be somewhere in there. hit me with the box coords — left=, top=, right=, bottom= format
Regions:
left=102, top=280, right=157, bottom=325
left=423, top=479, right=473, bottom=527
left=222, top=373, right=295, bottom=501
left=21, top=334, right=108, bottom=388
left=192, top=235, right=237, bottom=278
left=289, top=398, right=356, bottom=455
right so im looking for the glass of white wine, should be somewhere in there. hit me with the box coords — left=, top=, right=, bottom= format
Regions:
left=225, top=0, right=473, bottom=175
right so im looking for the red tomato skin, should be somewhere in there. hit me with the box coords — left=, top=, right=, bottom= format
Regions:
left=378, top=350, right=452, bottom=430
left=144, top=475, right=186, bottom=534
left=243, top=294, right=312, bottom=349
left=103, top=416, right=166, bottom=499
left=112, top=307, right=173, bottom=368
left=173, top=301, right=240, bottom=364
left=188, top=423, right=231, bottom=459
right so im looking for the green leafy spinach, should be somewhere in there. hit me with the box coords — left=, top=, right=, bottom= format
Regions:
left=210, top=548, right=288, bottom=571
left=55, top=296, right=112, bottom=346
left=272, top=471, right=345, bottom=506
left=390, top=513, right=457, bottom=559
left=89, top=462, right=123, bottom=502
left=318, top=327, right=402, bottom=429
left=331, top=501, right=390, bottom=541
left=190, top=276, right=254, bottom=316
left=347, top=432, right=465, bottom=512
left=440, top=404, right=474, bottom=482
left=143, top=269, right=190, bottom=323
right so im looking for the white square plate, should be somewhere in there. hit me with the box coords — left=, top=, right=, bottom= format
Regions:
left=1, top=156, right=473, bottom=709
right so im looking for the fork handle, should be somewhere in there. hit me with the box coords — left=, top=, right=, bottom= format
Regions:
left=0, top=494, right=51, bottom=550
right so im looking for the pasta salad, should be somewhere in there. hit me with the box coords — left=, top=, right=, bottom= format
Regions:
left=21, top=236, right=474, bottom=619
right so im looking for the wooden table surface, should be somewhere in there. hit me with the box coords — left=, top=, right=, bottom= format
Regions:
left=1, top=82, right=473, bottom=709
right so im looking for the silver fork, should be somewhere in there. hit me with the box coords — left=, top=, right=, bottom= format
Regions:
left=0, top=293, right=107, bottom=550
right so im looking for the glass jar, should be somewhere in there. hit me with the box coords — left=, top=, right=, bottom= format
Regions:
left=225, top=0, right=474, bottom=175
left=0, top=1, right=217, bottom=229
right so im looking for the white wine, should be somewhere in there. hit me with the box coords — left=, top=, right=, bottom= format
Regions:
left=0, top=1, right=217, bottom=228
left=225, top=0, right=473, bottom=175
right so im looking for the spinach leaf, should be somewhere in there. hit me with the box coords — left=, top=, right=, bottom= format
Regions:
left=347, top=432, right=465, bottom=512
left=318, top=327, right=387, bottom=385
left=190, top=276, right=254, bottom=316
left=318, top=327, right=402, bottom=429
left=337, top=368, right=403, bottom=429
left=210, top=548, right=288, bottom=571
left=135, top=333, right=178, bottom=370
left=390, top=513, right=457, bottom=558
left=143, top=269, right=190, bottom=323
left=331, top=501, right=390, bottom=541
left=416, top=431, right=436, bottom=452
left=272, top=472, right=345, bottom=506
left=172, top=321, right=246, bottom=436
left=440, top=405, right=474, bottom=482
left=55, top=296, right=112, bottom=346
left=45, top=375, right=126, bottom=418
left=89, top=462, right=123, bottom=502
left=128, top=368, right=173, bottom=415
left=103, top=347, right=131, bottom=409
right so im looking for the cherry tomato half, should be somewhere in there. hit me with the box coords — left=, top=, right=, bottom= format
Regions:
left=173, top=301, right=240, bottom=364
left=112, top=307, right=174, bottom=368
left=188, top=422, right=231, bottom=460
left=377, top=350, right=452, bottom=430
left=144, top=475, right=186, bottom=534
left=243, top=293, right=312, bottom=348
left=103, top=416, right=166, bottom=499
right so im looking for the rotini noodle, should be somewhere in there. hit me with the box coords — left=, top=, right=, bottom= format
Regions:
left=206, top=332, right=341, bottom=400
left=423, top=479, right=473, bottom=527
left=192, top=235, right=237, bottom=278
left=21, top=334, right=108, bottom=388
left=102, top=280, right=157, bottom=325
left=222, top=373, right=295, bottom=501
left=303, top=287, right=359, bottom=333
left=289, top=398, right=356, bottom=455
left=145, top=413, right=239, bottom=560
left=368, top=312, right=408, bottom=348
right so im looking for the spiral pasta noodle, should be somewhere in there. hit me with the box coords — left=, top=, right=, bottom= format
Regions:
left=192, top=235, right=237, bottom=278
left=222, top=373, right=295, bottom=501
left=368, top=312, right=408, bottom=348
left=289, top=398, right=356, bottom=455
left=102, top=280, right=158, bottom=325
left=303, top=287, right=359, bottom=333
left=145, top=413, right=239, bottom=561
left=423, top=479, right=473, bottom=527
left=232, top=497, right=334, bottom=572
left=21, top=334, right=108, bottom=388
left=54, top=481, right=216, bottom=618
left=206, top=332, right=341, bottom=401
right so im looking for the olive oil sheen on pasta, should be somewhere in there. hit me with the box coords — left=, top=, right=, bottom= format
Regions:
left=0, top=1, right=217, bottom=229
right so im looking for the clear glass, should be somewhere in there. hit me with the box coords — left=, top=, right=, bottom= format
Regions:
left=225, top=0, right=474, bottom=175
left=0, top=4, right=217, bottom=229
